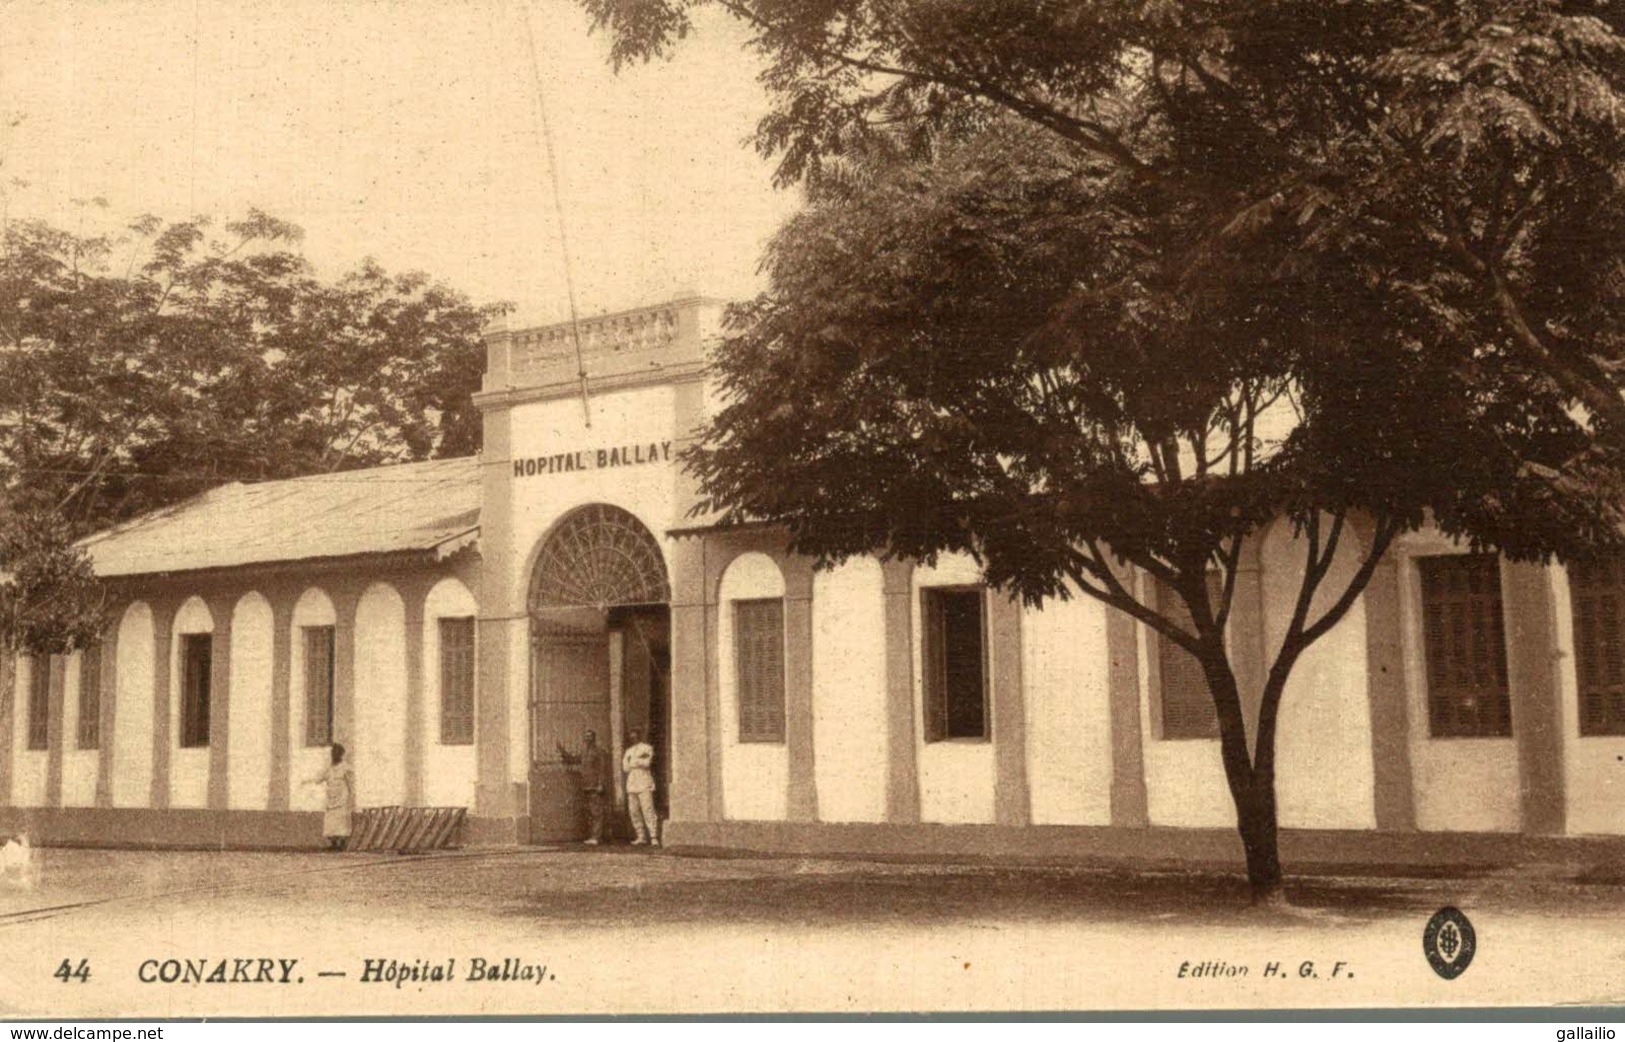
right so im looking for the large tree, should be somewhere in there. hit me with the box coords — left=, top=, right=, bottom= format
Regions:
left=0, top=207, right=501, bottom=656
left=582, top=0, right=1625, bottom=900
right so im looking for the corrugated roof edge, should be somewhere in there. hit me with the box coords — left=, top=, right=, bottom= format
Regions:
left=230, top=455, right=475, bottom=487
left=95, top=544, right=478, bottom=586
left=434, top=527, right=481, bottom=561
left=74, top=455, right=481, bottom=558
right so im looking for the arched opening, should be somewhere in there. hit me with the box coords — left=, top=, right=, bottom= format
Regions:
left=526, top=504, right=671, bottom=843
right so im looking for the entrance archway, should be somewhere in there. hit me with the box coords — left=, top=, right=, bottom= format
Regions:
left=527, top=504, right=671, bottom=843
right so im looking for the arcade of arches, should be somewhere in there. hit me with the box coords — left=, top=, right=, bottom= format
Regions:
left=3, top=293, right=1614, bottom=867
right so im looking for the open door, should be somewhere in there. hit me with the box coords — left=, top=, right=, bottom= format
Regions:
left=609, top=607, right=672, bottom=820
left=529, top=610, right=610, bottom=843
left=525, top=504, right=672, bottom=844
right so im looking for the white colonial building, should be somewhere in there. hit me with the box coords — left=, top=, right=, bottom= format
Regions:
left=3, top=293, right=1623, bottom=867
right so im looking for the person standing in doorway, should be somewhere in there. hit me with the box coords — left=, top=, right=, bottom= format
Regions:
left=304, top=743, right=355, bottom=851
left=580, top=730, right=610, bottom=846
left=622, top=728, right=658, bottom=846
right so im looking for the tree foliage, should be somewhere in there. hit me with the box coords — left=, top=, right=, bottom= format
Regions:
left=0, top=508, right=105, bottom=657
left=583, top=0, right=1625, bottom=897
left=0, top=207, right=502, bottom=656
left=585, top=0, right=1625, bottom=451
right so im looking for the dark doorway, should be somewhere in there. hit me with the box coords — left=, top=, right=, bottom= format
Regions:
left=526, top=504, right=672, bottom=844
left=610, top=606, right=671, bottom=820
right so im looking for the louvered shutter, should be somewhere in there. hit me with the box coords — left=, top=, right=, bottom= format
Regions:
left=77, top=644, right=102, bottom=750
left=1419, top=554, right=1511, bottom=738
left=923, top=591, right=950, bottom=742
left=439, top=618, right=476, bottom=745
left=734, top=599, right=785, bottom=743
left=27, top=654, right=50, bottom=751
left=304, top=626, right=335, bottom=746
left=1569, top=557, right=1625, bottom=736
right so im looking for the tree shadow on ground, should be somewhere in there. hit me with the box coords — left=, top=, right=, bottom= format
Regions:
left=495, top=864, right=1462, bottom=931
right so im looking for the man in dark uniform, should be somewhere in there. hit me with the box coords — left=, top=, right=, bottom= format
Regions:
left=580, top=730, right=611, bottom=846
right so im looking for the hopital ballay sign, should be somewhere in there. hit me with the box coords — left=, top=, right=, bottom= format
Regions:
left=512, top=440, right=674, bottom=478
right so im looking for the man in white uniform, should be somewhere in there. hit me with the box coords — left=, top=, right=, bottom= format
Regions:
left=622, top=728, right=658, bottom=846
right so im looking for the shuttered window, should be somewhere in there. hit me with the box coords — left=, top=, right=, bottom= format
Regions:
left=1419, top=554, right=1511, bottom=738
left=303, top=626, right=335, bottom=747
left=26, top=655, right=50, bottom=751
left=439, top=617, right=476, bottom=746
left=923, top=587, right=988, bottom=742
left=1568, top=556, right=1625, bottom=736
left=180, top=634, right=212, bottom=748
left=1153, top=573, right=1223, bottom=740
left=77, top=644, right=102, bottom=750
left=734, top=599, right=785, bottom=743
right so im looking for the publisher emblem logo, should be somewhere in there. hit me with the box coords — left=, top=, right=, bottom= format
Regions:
left=1423, top=906, right=1476, bottom=979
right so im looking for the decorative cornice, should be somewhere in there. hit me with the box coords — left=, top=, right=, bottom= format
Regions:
left=473, top=359, right=707, bottom=410
left=97, top=544, right=481, bottom=592
left=665, top=517, right=778, bottom=539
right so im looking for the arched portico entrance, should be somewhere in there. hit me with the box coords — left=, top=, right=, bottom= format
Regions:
left=527, top=504, right=671, bottom=843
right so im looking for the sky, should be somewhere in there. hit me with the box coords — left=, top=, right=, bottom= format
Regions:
left=0, top=0, right=801, bottom=324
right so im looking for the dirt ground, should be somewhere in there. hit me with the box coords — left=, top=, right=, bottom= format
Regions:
left=1, top=845, right=1623, bottom=1017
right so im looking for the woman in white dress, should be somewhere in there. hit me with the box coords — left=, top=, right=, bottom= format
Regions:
left=305, top=743, right=355, bottom=851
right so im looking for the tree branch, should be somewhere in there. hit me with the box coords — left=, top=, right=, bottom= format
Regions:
left=1069, top=542, right=1201, bottom=654
left=1299, top=515, right=1402, bottom=646
left=717, top=0, right=1151, bottom=172
left=1486, top=260, right=1625, bottom=436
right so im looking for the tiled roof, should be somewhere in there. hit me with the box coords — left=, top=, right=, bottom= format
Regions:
left=81, top=457, right=481, bottom=579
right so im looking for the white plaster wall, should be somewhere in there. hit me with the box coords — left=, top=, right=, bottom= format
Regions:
left=811, top=558, right=887, bottom=823
left=717, top=552, right=789, bottom=821
left=1138, top=615, right=1233, bottom=828
left=60, top=652, right=97, bottom=807
left=1398, top=533, right=1521, bottom=832
left=1552, top=565, right=1625, bottom=835
left=509, top=384, right=679, bottom=466
left=228, top=593, right=274, bottom=810
left=912, top=553, right=996, bottom=824
left=508, top=617, right=530, bottom=784
left=1137, top=565, right=1232, bottom=828
left=1261, top=520, right=1378, bottom=830
left=111, top=602, right=155, bottom=807
left=423, top=577, right=479, bottom=808
left=168, top=597, right=214, bottom=809
left=9, top=655, right=48, bottom=807
left=508, top=387, right=682, bottom=588
left=354, top=582, right=408, bottom=807
left=1022, top=586, right=1113, bottom=826
left=505, top=385, right=686, bottom=796
left=290, top=588, right=336, bottom=812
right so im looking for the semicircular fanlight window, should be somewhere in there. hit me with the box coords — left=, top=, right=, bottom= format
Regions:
left=529, top=504, right=671, bottom=612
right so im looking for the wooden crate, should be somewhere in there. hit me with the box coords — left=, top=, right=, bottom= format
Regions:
left=345, top=807, right=467, bottom=852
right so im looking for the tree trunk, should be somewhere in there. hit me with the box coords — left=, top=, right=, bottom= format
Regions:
left=1235, top=777, right=1284, bottom=906
left=1197, top=652, right=1287, bottom=904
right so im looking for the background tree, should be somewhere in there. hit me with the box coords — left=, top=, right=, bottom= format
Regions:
left=582, top=0, right=1625, bottom=900
left=0, top=206, right=503, bottom=660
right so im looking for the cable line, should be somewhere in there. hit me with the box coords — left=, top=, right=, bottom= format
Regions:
left=518, top=1, right=593, bottom=428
